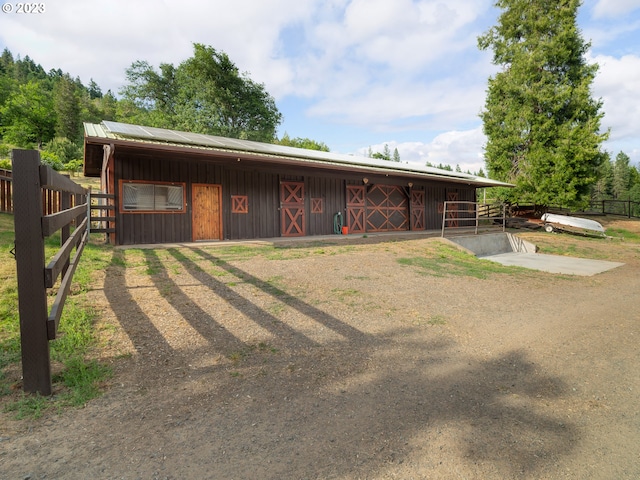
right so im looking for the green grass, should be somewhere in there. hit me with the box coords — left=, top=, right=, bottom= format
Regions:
left=428, top=314, right=447, bottom=325
left=227, top=342, right=279, bottom=364
left=397, top=243, right=527, bottom=279
left=605, top=227, right=640, bottom=242
left=0, top=212, right=113, bottom=419
left=330, top=287, right=361, bottom=303
left=535, top=237, right=611, bottom=259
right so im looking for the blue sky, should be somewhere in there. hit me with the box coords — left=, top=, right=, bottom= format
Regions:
left=1, top=0, right=639, bottom=174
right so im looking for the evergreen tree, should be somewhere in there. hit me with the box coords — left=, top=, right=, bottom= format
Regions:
left=382, top=144, right=391, bottom=160
left=53, top=74, right=82, bottom=142
left=593, top=153, right=613, bottom=200
left=13, top=55, right=47, bottom=83
left=99, top=90, right=118, bottom=121
left=392, top=147, right=401, bottom=162
left=612, top=151, right=631, bottom=199
left=0, top=50, right=17, bottom=111
left=88, top=79, right=103, bottom=99
left=371, top=144, right=392, bottom=161
left=478, top=0, right=608, bottom=207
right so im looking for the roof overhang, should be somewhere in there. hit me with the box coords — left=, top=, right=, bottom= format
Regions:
left=83, top=121, right=514, bottom=188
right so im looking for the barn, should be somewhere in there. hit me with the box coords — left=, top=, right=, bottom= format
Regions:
left=83, top=121, right=510, bottom=245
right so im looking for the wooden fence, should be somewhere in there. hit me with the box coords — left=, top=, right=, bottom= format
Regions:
left=1, top=167, right=85, bottom=216
left=12, top=150, right=89, bottom=395
left=0, top=168, right=12, bottom=213
left=588, top=200, right=640, bottom=218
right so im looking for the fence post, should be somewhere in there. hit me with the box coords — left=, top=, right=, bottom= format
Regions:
left=12, top=150, right=51, bottom=395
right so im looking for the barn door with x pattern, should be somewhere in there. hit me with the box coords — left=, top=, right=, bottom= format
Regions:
left=280, top=181, right=305, bottom=237
left=366, top=185, right=408, bottom=232
left=346, top=185, right=365, bottom=234
left=446, top=191, right=459, bottom=227
left=410, top=189, right=425, bottom=230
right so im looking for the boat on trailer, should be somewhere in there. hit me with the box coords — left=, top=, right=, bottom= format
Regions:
left=541, top=213, right=606, bottom=237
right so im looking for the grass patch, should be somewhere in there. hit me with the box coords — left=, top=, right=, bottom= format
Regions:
left=53, top=358, right=112, bottom=407
left=428, top=314, right=447, bottom=325
left=605, top=227, right=640, bottom=242
left=534, top=236, right=611, bottom=260
left=344, top=275, right=370, bottom=281
left=0, top=213, right=113, bottom=419
left=398, top=243, right=525, bottom=279
left=3, top=393, right=51, bottom=419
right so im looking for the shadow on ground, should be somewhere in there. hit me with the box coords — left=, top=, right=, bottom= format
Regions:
left=100, top=246, right=577, bottom=479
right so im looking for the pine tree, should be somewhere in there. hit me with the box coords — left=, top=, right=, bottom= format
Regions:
left=53, top=74, right=82, bottom=142
left=478, top=0, right=608, bottom=207
left=612, top=151, right=631, bottom=200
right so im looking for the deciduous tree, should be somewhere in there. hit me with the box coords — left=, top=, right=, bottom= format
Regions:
left=0, top=80, right=55, bottom=148
left=277, top=133, right=329, bottom=151
left=120, top=44, right=283, bottom=142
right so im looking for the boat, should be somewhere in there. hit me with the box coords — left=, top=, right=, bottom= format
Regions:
left=540, top=213, right=606, bottom=237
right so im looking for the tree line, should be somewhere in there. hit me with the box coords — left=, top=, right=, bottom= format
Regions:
left=0, top=44, right=328, bottom=173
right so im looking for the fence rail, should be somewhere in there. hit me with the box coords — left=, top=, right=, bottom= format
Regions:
left=12, top=150, right=88, bottom=395
left=89, top=191, right=116, bottom=235
left=441, top=201, right=506, bottom=237
left=510, top=201, right=640, bottom=219
left=588, top=200, right=640, bottom=218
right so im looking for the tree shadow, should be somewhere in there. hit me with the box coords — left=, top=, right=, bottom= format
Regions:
left=164, top=247, right=321, bottom=349
left=100, top=247, right=577, bottom=479
left=187, top=247, right=370, bottom=344
left=172, top=340, right=575, bottom=479
left=103, top=252, right=173, bottom=357
left=141, top=249, right=246, bottom=354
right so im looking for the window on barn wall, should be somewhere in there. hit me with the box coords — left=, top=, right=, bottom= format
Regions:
left=120, top=181, right=186, bottom=212
left=311, top=198, right=323, bottom=214
left=231, top=195, right=248, bottom=214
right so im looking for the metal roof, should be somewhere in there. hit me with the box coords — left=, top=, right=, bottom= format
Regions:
left=84, top=121, right=513, bottom=188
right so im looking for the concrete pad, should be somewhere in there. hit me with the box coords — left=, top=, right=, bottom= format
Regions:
left=480, top=252, right=624, bottom=276
left=448, top=233, right=537, bottom=255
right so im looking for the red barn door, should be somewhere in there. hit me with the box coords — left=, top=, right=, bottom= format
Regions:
left=346, top=186, right=365, bottom=234
left=280, top=181, right=305, bottom=237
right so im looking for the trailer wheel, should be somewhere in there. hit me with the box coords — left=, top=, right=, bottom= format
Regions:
left=544, top=225, right=554, bottom=233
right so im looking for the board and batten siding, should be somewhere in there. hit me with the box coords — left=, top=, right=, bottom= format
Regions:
left=306, top=176, right=345, bottom=236
left=111, top=149, right=478, bottom=245
left=225, top=168, right=280, bottom=240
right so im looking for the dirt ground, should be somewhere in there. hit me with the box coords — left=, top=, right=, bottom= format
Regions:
left=1, top=218, right=639, bottom=479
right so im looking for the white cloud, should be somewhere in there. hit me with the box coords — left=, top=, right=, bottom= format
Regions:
left=0, top=0, right=317, bottom=94
left=591, top=53, right=640, bottom=142
left=360, top=127, right=487, bottom=174
left=307, top=75, right=487, bottom=131
left=592, top=0, right=640, bottom=19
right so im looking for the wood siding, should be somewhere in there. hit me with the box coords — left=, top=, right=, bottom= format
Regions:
left=111, top=148, right=477, bottom=245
